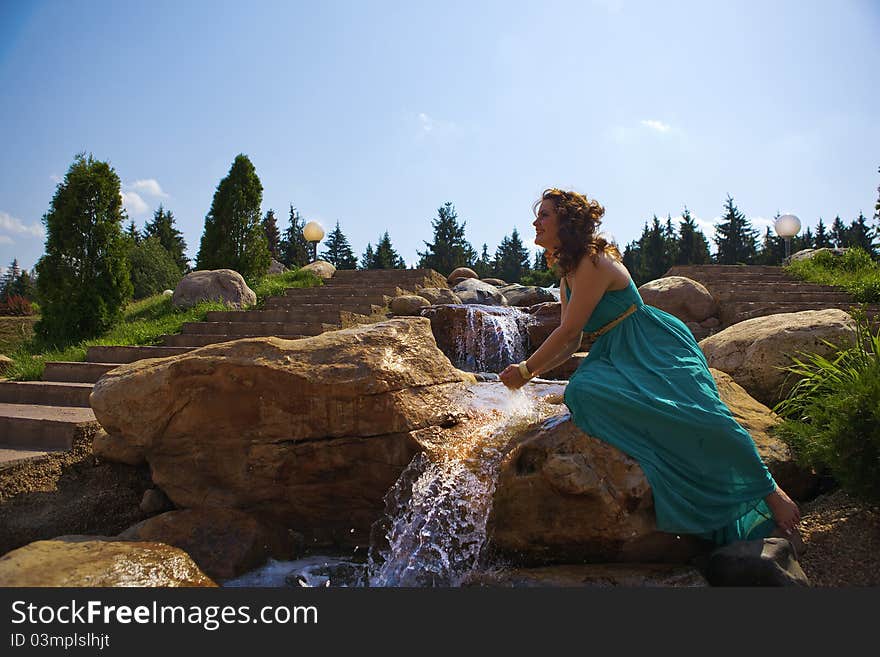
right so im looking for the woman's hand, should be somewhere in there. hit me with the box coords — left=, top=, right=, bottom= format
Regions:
left=499, top=364, right=528, bottom=389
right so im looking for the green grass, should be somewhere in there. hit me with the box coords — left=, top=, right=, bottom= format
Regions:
left=0, top=316, right=38, bottom=355
left=784, top=247, right=880, bottom=303
left=2, top=268, right=323, bottom=381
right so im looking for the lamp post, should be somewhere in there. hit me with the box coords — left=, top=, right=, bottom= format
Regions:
left=774, top=214, right=801, bottom=263
left=302, top=221, right=325, bottom=263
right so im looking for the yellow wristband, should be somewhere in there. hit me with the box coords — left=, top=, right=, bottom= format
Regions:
left=517, top=361, right=533, bottom=381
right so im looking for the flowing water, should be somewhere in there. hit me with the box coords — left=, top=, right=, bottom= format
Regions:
left=449, top=304, right=532, bottom=373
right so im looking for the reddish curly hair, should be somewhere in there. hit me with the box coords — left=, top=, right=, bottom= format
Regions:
left=533, top=188, right=621, bottom=277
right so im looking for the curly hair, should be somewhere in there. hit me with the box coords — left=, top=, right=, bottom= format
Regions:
left=533, top=188, right=622, bottom=277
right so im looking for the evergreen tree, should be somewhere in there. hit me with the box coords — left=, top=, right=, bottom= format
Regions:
left=713, top=195, right=758, bottom=264
left=622, top=238, right=643, bottom=284
left=1, top=259, right=21, bottom=297
left=663, top=215, right=679, bottom=266
left=756, top=226, right=785, bottom=265
left=371, top=232, right=406, bottom=269
left=13, top=269, right=36, bottom=300
left=830, top=216, right=849, bottom=247
left=360, top=243, right=375, bottom=270
left=279, top=204, right=310, bottom=268
left=125, top=220, right=140, bottom=244
left=262, top=209, right=282, bottom=260
left=795, top=226, right=815, bottom=253
left=416, top=202, right=477, bottom=276
left=534, top=249, right=549, bottom=271
left=640, top=215, right=671, bottom=280
left=849, top=212, right=877, bottom=257
left=195, top=154, right=270, bottom=281
left=474, top=243, right=493, bottom=279
left=674, top=207, right=711, bottom=265
left=35, top=153, right=133, bottom=344
left=143, top=204, right=188, bottom=273
left=814, top=218, right=830, bottom=248
left=492, top=228, right=531, bottom=283
left=128, top=236, right=183, bottom=299
left=320, top=221, right=358, bottom=269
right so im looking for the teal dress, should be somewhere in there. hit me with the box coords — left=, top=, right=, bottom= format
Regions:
left=562, top=279, right=777, bottom=545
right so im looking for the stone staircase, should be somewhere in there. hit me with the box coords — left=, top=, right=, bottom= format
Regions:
left=665, top=265, right=880, bottom=336
left=0, top=268, right=446, bottom=466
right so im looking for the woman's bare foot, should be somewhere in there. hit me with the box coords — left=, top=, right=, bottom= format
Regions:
left=765, top=486, right=801, bottom=534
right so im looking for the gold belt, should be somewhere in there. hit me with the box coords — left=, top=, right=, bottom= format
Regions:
left=583, top=304, right=637, bottom=340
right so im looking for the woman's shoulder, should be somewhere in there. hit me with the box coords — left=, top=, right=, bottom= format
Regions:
left=573, top=252, right=631, bottom=291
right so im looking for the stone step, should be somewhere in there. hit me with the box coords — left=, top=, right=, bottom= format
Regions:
left=283, top=287, right=398, bottom=299
left=0, top=447, right=60, bottom=470
left=180, top=321, right=332, bottom=336
left=0, top=381, right=93, bottom=407
left=724, top=302, right=880, bottom=325
left=85, top=345, right=194, bottom=364
left=162, top=333, right=312, bottom=348
left=667, top=265, right=786, bottom=274
left=0, top=403, right=98, bottom=450
left=707, top=290, right=855, bottom=303
left=204, top=308, right=373, bottom=323
left=42, top=361, right=123, bottom=383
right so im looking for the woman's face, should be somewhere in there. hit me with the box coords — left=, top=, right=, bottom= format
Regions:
left=533, top=198, right=561, bottom=250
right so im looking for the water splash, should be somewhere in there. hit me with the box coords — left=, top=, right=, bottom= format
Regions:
left=367, top=383, right=563, bottom=587
left=453, top=305, right=531, bottom=373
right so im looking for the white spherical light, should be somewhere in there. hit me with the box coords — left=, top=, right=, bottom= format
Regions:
left=774, top=214, right=801, bottom=238
left=303, top=221, right=325, bottom=242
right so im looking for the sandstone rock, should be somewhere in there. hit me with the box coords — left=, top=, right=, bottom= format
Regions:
left=699, top=309, right=856, bottom=407
left=390, top=295, right=430, bottom=316
left=525, top=302, right=561, bottom=351
left=789, top=247, right=848, bottom=263
left=139, top=488, right=172, bottom=515
left=0, top=354, right=12, bottom=377
left=463, top=563, right=708, bottom=587
left=706, top=537, right=809, bottom=586
left=638, top=276, right=718, bottom=323
left=89, top=318, right=475, bottom=547
left=268, top=259, right=288, bottom=275
left=119, top=508, right=296, bottom=581
left=300, top=260, right=336, bottom=279
left=500, top=285, right=558, bottom=307
left=416, top=287, right=462, bottom=305
left=453, top=278, right=507, bottom=306
left=448, top=267, right=478, bottom=284
left=171, top=269, right=256, bottom=310
left=699, top=317, right=721, bottom=328
left=481, top=278, right=507, bottom=287
left=0, top=536, right=216, bottom=587
left=93, top=428, right=146, bottom=466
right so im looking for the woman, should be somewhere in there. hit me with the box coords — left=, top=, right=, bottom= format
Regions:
left=499, top=188, right=800, bottom=544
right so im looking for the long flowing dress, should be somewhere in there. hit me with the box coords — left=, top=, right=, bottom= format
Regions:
left=562, top=279, right=778, bottom=544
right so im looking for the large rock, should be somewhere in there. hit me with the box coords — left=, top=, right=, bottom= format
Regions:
left=267, top=259, right=288, bottom=275
left=300, top=260, right=336, bottom=279
left=0, top=536, right=216, bottom=587
left=390, top=295, right=430, bottom=316
left=453, top=278, right=507, bottom=306
left=487, top=369, right=810, bottom=565
left=447, top=267, right=478, bottom=284
left=706, top=537, right=809, bottom=586
left=417, top=287, right=462, bottom=305
left=638, top=276, right=718, bottom=323
left=789, top=247, right=848, bottom=263
left=171, top=269, right=256, bottom=309
left=90, top=318, right=475, bottom=547
left=500, top=285, right=558, bottom=307
left=119, top=508, right=297, bottom=581
left=699, top=309, right=856, bottom=407
left=525, top=302, right=561, bottom=352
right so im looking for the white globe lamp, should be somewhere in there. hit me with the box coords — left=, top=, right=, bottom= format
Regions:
left=774, top=214, right=801, bottom=261
left=303, top=221, right=325, bottom=262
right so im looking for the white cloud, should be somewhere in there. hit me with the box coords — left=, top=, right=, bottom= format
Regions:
left=418, top=112, right=434, bottom=132
left=414, top=111, right=458, bottom=138
left=0, top=211, right=44, bottom=242
left=120, top=191, right=149, bottom=216
left=127, top=179, right=168, bottom=198
left=640, top=119, right=672, bottom=134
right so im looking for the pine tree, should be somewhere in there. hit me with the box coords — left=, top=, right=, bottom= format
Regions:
left=663, top=215, right=679, bottom=267
left=814, top=218, right=830, bottom=248
left=674, top=207, right=711, bottom=265
left=371, top=232, right=406, bottom=269
left=143, top=205, right=189, bottom=273
left=474, top=244, right=493, bottom=278
left=416, top=202, right=477, bottom=276
left=128, top=236, right=183, bottom=299
left=262, top=209, right=282, bottom=260
left=320, top=221, right=358, bottom=269
left=534, top=249, right=548, bottom=271
left=195, top=154, right=270, bottom=281
left=622, top=238, right=643, bottom=284
left=795, top=226, right=815, bottom=253
left=713, top=195, right=758, bottom=264
left=279, top=204, right=310, bottom=268
left=35, top=153, right=133, bottom=344
left=360, top=243, right=376, bottom=270
left=849, top=212, right=877, bottom=257
left=830, top=216, right=849, bottom=247
left=492, top=228, right=531, bottom=283
left=756, top=226, right=785, bottom=265
left=641, top=215, right=671, bottom=280
left=1, top=259, right=21, bottom=297
left=125, top=220, right=140, bottom=244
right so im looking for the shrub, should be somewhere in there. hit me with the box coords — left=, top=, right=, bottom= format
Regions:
left=0, top=294, right=35, bottom=316
left=128, top=237, right=183, bottom=299
left=785, top=247, right=880, bottom=303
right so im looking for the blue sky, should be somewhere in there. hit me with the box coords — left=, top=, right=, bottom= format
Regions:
left=2, top=0, right=879, bottom=274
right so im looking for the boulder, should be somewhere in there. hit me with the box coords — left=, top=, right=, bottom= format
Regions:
left=139, top=488, right=173, bottom=515
left=481, top=278, right=507, bottom=287
left=0, top=536, right=216, bottom=587
left=171, top=269, right=256, bottom=309
left=390, top=295, right=430, bottom=316
left=638, top=276, right=718, bottom=323
left=699, top=309, right=856, bottom=407
left=500, top=285, right=558, bottom=307
left=90, top=318, right=475, bottom=547
left=119, top=508, right=298, bottom=581
left=268, top=259, right=288, bottom=275
left=300, top=260, right=336, bottom=279
left=487, top=369, right=810, bottom=565
left=417, top=288, right=462, bottom=305
left=789, top=247, right=848, bottom=263
left=447, top=267, right=478, bottom=284
left=0, top=354, right=12, bottom=378
left=453, top=278, right=507, bottom=306
left=525, top=302, right=561, bottom=351
left=706, top=537, right=809, bottom=586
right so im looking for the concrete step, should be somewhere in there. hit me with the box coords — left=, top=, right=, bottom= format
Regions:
left=0, top=403, right=98, bottom=450
left=667, top=265, right=786, bottom=275
left=204, top=308, right=372, bottom=323
left=0, top=381, right=93, bottom=407
left=706, top=290, right=855, bottom=303
left=162, top=333, right=312, bottom=347
left=282, top=288, right=397, bottom=300
left=180, top=321, right=332, bottom=336
left=42, top=361, right=123, bottom=383
left=724, top=302, right=880, bottom=325
left=85, top=345, right=194, bottom=364
left=0, top=447, right=60, bottom=470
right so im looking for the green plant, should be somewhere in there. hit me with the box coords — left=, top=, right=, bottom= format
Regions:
left=249, top=268, right=323, bottom=306
left=785, top=247, right=880, bottom=303
left=772, top=314, right=880, bottom=502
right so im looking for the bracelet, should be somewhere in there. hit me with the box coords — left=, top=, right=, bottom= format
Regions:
left=517, top=361, right=533, bottom=381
